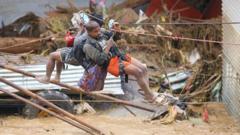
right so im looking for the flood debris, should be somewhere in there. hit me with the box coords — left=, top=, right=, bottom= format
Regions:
left=148, top=92, right=188, bottom=124
left=0, top=52, right=47, bottom=65
left=112, top=8, right=139, bottom=24
left=159, top=70, right=191, bottom=94
left=159, top=105, right=182, bottom=124
left=0, top=36, right=53, bottom=54
left=0, top=12, right=48, bottom=37
left=110, top=0, right=221, bottom=124
left=0, top=0, right=224, bottom=130
left=0, top=77, right=103, bottom=135
left=75, top=102, right=96, bottom=115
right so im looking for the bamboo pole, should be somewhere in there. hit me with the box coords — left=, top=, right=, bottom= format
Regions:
left=0, top=77, right=103, bottom=135
left=0, top=64, right=155, bottom=113
left=0, top=88, right=96, bottom=135
left=0, top=36, right=52, bottom=50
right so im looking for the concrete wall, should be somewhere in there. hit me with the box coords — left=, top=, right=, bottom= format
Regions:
left=222, top=0, right=240, bottom=123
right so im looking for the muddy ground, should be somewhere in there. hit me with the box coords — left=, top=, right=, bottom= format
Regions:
left=0, top=1, right=236, bottom=135
left=0, top=103, right=239, bottom=135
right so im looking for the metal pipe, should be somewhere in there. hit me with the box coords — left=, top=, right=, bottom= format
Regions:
left=0, top=77, right=103, bottom=135
left=0, top=88, right=96, bottom=135
left=0, top=64, right=155, bottom=113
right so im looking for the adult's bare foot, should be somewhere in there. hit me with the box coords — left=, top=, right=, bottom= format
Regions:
left=53, top=75, right=61, bottom=83
left=144, top=92, right=166, bottom=105
left=36, top=76, right=50, bottom=84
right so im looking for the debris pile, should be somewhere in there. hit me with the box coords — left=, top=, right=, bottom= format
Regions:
left=108, top=0, right=222, bottom=124
left=0, top=0, right=223, bottom=126
left=0, top=12, right=48, bottom=37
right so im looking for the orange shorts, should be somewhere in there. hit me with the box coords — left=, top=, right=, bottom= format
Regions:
left=107, top=54, right=131, bottom=77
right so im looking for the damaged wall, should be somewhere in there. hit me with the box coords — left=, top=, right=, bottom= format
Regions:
left=222, top=0, right=240, bottom=123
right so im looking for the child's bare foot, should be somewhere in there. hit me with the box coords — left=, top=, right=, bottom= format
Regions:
left=36, top=76, right=50, bottom=84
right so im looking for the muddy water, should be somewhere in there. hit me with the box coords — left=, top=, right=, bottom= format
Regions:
left=0, top=101, right=239, bottom=135
left=0, top=0, right=123, bottom=26
left=0, top=112, right=239, bottom=135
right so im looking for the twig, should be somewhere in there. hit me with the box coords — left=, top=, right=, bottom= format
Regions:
left=161, top=53, right=173, bottom=93
left=186, top=75, right=221, bottom=99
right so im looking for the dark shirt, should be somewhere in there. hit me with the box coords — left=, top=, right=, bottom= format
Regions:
left=68, top=28, right=121, bottom=69
left=83, top=34, right=110, bottom=69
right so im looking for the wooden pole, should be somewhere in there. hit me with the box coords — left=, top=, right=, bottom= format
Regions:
left=0, top=64, right=155, bottom=113
left=0, top=77, right=103, bottom=135
left=0, top=88, right=96, bottom=135
left=0, top=36, right=52, bottom=50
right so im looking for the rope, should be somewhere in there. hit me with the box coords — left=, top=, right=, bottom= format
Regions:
left=125, top=21, right=240, bottom=26
left=113, top=30, right=240, bottom=46
left=85, top=12, right=240, bottom=46
left=85, top=12, right=240, bottom=25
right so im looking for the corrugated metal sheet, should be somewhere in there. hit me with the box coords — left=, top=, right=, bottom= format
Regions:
left=222, top=0, right=240, bottom=123
left=222, top=0, right=240, bottom=33
left=0, top=64, right=124, bottom=95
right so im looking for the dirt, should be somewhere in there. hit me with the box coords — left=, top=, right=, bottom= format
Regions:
left=0, top=2, right=236, bottom=135
left=0, top=103, right=239, bottom=135
left=0, top=12, right=48, bottom=38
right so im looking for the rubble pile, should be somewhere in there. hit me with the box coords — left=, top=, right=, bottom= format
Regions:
left=0, top=0, right=223, bottom=125
left=0, top=12, right=48, bottom=37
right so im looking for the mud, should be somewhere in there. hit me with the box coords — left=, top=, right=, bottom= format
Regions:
left=0, top=103, right=239, bottom=135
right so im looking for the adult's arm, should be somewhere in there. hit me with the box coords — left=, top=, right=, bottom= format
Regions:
left=83, top=44, right=110, bottom=68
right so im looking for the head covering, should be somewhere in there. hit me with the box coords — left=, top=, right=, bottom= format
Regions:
left=79, top=12, right=90, bottom=24
left=89, top=13, right=104, bottom=27
left=71, top=12, right=90, bottom=28
left=108, top=19, right=119, bottom=29
left=108, top=19, right=115, bottom=29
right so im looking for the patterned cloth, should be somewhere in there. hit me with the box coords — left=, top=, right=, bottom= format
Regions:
left=78, top=65, right=107, bottom=91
